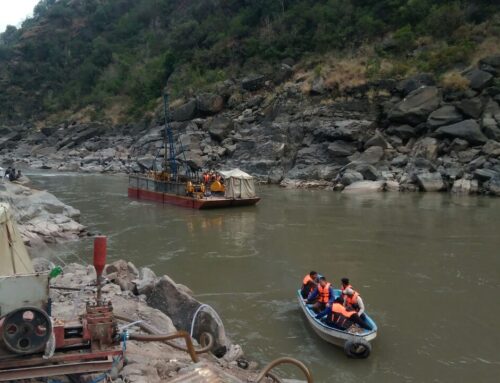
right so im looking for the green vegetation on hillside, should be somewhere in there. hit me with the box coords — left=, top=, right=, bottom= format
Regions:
left=0, top=0, right=499, bottom=123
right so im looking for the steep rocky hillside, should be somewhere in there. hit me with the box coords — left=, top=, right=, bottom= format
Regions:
left=0, top=0, right=499, bottom=123
left=2, top=53, right=500, bottom=196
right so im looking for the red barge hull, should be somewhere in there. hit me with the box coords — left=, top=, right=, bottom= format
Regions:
left=127, top=175, right=259, bottom=209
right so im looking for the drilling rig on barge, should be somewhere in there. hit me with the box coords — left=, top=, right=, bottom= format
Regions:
left=128, top=90, right=260, bottom=209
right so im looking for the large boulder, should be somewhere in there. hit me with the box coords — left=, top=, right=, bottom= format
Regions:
left=396, top=73, right=435, bottom=95
left=327, top=140, right=357, bottom=157
left=388, top=86, right=440, bottom=125
left=310, top=77, right=325, bottom=95
left=473, top=168, right=499, bottom=182
left=412, top=137, right=439, bottom=161
left=206, top=117, right=233, bottom=142
left=57, top=124, right=102, bottom=149
left=479, top=55, right=500, bottom=75
left=171, top=99, right=197, bottom=122
left=415, top=172, right=445, bottom=192
left=457, top=98, right=483, bottom=119
left=482, top=140, right=500, bottom=156
left=342, top=180, right=385, bottom=193
left=463, top=68, right=493, bottom=91
left=485, top=177, right=500, bottom=196
left=427, top=105, right=463, bottom=128
left=197, top=93, right=224, bottom=115
left=451, top=179, right=478, bottom=194
left=241, top=74, right=266, bottom=91
left=340, top=170, right=364, bottom=186
left=0, top=131, right=22, bottom=149
left=181, top=151, right=205, bottom=170
left=352, top=146, right=384, bottom=164
left=354, top=164, right=380, bottom=181
left=147, top=276, right=229, bottom=353
left=364, top=131, right=389, bottom=149
left=386, top=124, right=418, bottom=140
left=434, top=120, right=488, bottom=145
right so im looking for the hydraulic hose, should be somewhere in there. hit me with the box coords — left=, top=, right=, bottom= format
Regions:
left=254, top=357, right=313, bottom=383
left=115, top=314, right=214, bottom=356
left=128, top=332, right=199, bottom=363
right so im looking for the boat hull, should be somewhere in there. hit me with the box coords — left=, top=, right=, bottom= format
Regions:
left=297, top=290, right=377, bottom=347
left=128, top=187, right=260, bottom=209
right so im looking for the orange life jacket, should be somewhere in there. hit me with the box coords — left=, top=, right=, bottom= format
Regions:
left=331, top=303, right=356, bottom=318
left=330, top=303, right=356, bottom=329
left=318, top=283, right=331, bottom=303
left=345, top=291, right=360, bottom=310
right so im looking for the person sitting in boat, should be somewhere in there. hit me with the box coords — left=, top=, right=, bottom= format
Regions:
left=316, top=298, right=371, bottom=330
left=340, top=277, right=353, bottom=302
left=301, top=271, right=318, bottom=298
left=343, top=287, right=365, bottom=318
left=304, top=276, right=334, bottom=313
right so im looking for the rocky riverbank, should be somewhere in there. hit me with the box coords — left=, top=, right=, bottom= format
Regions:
left=0, top=178, right=86, bottom=245
left=31, top=258, right=290, bottom=383
left=2, top=55, right=500, bottom=196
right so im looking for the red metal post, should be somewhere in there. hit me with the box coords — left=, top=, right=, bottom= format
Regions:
left=93, top=236, right=107, bottom=305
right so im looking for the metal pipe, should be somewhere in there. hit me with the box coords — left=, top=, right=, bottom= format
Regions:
left=93, top=236, right=107, bottom=305
left=254, top=357, right=313, bottom=383
left=128, top=332, right=199, bottom=363
left=115, top=314, right=214, bottom=355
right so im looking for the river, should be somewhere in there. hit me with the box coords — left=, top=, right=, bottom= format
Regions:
left=29, top=173, right=500, bottom=382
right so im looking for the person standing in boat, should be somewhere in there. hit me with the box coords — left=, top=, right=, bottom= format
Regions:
left=316, top=298, right=371, bottom=330
left=301, top=271, right=318, bottom=298
left=304, top=276, right=334, bottom=313
left=343, top=287, right=365, bottom=318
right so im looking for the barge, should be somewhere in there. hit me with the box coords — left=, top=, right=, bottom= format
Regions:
left=128, top=169, right=260, bottom=209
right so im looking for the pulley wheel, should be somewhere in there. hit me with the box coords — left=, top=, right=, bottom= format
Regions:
left=1, top=306, right=52, bottom=354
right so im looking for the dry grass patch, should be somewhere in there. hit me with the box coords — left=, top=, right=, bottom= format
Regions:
left=441, top=71, right=470, bottom=91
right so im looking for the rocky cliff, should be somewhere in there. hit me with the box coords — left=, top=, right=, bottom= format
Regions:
left=2, top=55, right=500, bottom=196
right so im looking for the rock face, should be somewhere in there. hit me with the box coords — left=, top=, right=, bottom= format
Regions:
left=0, top=179, right=85, bottom=245
left=172, top=99, right=197, bottom=121
left=388, top=86, right=440, bottom=125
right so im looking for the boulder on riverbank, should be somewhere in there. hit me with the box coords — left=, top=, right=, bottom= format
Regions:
left=0, top=179, right=85, bottom=245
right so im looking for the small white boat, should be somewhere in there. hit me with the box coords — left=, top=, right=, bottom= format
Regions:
left=297, top=289, right=377, bottom=358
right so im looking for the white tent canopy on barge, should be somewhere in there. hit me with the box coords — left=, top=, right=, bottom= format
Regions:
left=218, top=168, right=257, bottom=199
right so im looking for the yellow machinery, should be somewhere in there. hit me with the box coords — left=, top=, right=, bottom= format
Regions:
left=210, top=180, right=225, bottom=193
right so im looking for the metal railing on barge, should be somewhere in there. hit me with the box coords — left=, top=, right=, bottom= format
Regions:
left=128, top=175, right=187, bottom=196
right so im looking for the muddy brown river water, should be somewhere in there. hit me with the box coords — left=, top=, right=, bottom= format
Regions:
left=29, top=173, right=500, bottom=382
